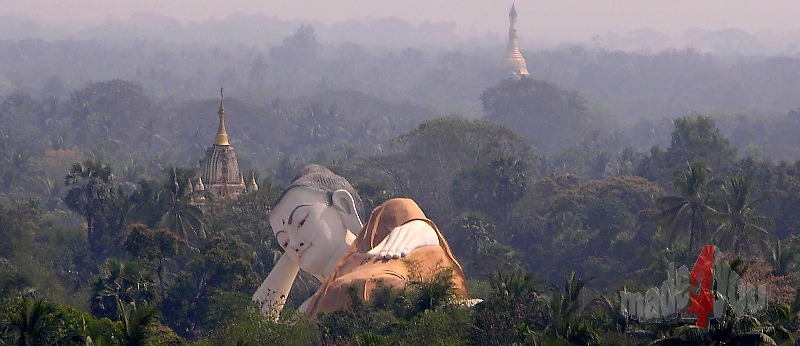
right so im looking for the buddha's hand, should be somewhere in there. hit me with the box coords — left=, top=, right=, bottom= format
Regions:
left=366, top=219, right=439, bottom=259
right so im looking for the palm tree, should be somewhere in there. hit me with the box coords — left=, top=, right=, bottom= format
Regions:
left=115, top=300, right=160, bottom=346
left=652, top=302, right=793, bottom=345
left=544, top=272, right=598, bottom=344
left=489, top=271, right=539, bottom=298
left=657, top=161, right=716, bottom=252
left=473, top=271, right=546, bottom=345
left=712, top=175, right=773, bottom=256
left=769, top=240, right=797, bottom=277
left=3, top=296, right=56, bottom=346
left=587, top=294, right=629, bottom=334
left=64, top=160, right=114, bottom=250
left=92, top=259, right=157, bottom=320
left=157, top=166, right=205, bottom=241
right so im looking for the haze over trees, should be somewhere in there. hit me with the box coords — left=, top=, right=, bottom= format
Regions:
left=1, top=15, right=799, bottom=345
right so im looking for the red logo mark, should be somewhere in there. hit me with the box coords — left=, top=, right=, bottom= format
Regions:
left=687, top=245, right=715, bottom=328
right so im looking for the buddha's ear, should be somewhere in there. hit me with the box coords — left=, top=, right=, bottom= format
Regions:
left=332, top=189, right=363, bottom=231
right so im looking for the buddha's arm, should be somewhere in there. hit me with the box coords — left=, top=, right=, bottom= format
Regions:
left=366, top=219, right=439, bottom=259
left=252, top=255, right=299, bottom=319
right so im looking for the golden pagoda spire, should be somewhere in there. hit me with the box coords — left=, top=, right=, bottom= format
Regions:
left=504, top=3, right=529, bottom=77
left=250, top=172, right=259, bottom=192
left=214, top=87, right=230, bottom=146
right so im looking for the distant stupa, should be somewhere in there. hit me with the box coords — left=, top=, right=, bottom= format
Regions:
left=504, top=4, right=530, bottom=77
left=197, top=88, right=246, bottom=200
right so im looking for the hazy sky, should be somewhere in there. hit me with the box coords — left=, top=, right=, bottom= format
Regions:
left=4, top=0, right=800, bottom=43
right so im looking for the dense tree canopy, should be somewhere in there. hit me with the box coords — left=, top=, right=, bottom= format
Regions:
left=1, top=24, right=800, bottom=344
left=481, top=77, right=594, bottom=154
left=637, top=115, right=737, bottom=186
left=364, top=117, right=538, bottom=223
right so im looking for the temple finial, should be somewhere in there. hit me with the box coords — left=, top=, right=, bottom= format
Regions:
left=214, top=86, right=230, bottom=145
left=218, top=87, right=226, bottom=117
left=510, top=3, right=517, bottom=21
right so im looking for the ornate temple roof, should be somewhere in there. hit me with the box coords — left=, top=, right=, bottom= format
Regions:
left=198, top=88, right=245, bottom=200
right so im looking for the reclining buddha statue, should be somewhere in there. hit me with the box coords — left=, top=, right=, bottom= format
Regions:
left=253, top=164, right=467, bottom=319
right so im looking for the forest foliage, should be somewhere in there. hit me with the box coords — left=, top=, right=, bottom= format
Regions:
left=1, top=24, right=800, bottom=345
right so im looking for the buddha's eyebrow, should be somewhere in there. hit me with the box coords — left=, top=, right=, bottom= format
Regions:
left=287, top=204, right=311, bottom=225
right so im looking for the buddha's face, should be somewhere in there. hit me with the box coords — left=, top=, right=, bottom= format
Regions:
left=269, top=187, right=348, bottom=276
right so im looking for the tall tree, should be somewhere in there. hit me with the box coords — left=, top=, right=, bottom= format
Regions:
left=128, top=178, right=164, bottom=228
left=2, top=297, right=56, bottom=346
left=124, top=224, right=182, bottom=302
left=92, top=259, right=157, bottom=320
left=473, top=271, right=545, bottom=345
left=713, top=175, right=773, bottom=256
left=161, top=234, right=259, bottom=337
left=637, top=115, right=737, bottom=187
left=157, top=166, right=204, bottom=241
left=657, top=161, right=717, bottom=252
left=769, top=240, right=797, bottom=277
left=64, top=159, right=114, bottom=252
left=0, top=200, right=38, bottom=260
left=480, top=77, right=592, bottom=154
left=367, top=118, right=537, bottom=222
left=115, top=300, right=161, bottom=346
left=450, top=155, right=528, bottom=222
left=203, top=180, right=283, bottom=278
left=544, top=272, right=598, bottom=344
left=66, top=80, right=159, bottom=162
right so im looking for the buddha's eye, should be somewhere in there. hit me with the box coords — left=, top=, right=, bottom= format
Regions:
left=299, top=218, right=306, bottom=227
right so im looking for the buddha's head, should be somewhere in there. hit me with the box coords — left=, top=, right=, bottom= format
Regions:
left=269, top=165, right=363, bottom=276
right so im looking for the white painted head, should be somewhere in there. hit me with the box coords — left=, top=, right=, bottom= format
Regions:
left=268, top=165, right=363, bottom=278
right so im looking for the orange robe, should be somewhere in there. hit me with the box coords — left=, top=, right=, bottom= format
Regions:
left=304, top=198, right=467, bottom=318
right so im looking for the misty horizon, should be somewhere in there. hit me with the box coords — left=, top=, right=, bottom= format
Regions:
left=3, top=1, right=800, bottom=55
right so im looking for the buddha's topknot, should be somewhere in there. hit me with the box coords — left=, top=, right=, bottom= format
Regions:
left=285, top=164, right=363, bottom=217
